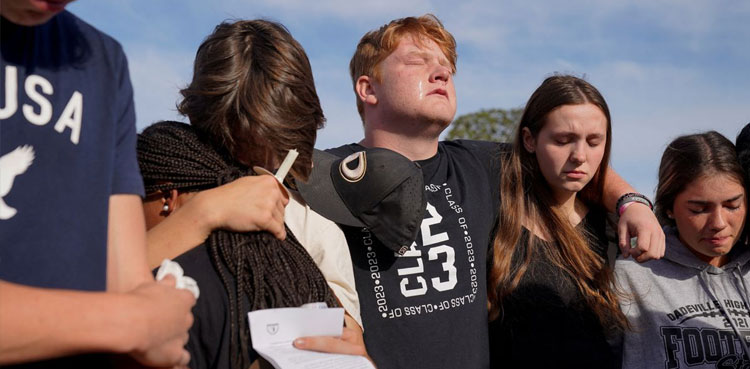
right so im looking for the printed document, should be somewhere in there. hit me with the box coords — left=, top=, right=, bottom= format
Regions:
left=248, top=307, right=375, bottom=369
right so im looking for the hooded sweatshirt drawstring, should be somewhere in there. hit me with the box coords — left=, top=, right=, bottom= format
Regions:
left=732, top=268, right=750, bottom=311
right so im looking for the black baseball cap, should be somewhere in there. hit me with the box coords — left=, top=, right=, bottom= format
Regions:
left=296, top=148, right=425, bottom=255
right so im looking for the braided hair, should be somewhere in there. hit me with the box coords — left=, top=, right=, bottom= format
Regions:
left=138, top=121, right=339, bottom=369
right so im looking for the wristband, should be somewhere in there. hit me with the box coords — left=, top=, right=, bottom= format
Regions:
left=616, top=192, right=653, bottom=217
left=618, top=201, right=635, bottom=217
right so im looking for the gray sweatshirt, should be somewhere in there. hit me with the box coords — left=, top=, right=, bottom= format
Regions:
left=615, top=227, right=750, bottom=369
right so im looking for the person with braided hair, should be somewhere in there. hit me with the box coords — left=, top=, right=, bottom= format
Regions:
left=139, top=121, right=356, bottom=369
left=138, top=20, right=368, bottom=369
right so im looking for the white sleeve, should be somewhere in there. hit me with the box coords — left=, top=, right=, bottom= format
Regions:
left=285, top=194, right=363, bottom=329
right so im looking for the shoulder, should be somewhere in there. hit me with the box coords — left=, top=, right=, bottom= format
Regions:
left=172, top=243, right=224, bottom=291
left=440, top=139, right=508, bottom=173
left=613, top=254, right=659, bottom=286
left=65, top=11, right=123, bottom=49
left=285, top=193, right=347, bottom=257
left=579, top=206, right=610, bottom=257
left=61, top=11, right=128, bottom=70
left=441, top=139, right=509, bottom=156
left=324, top=143, right=362, bottom=157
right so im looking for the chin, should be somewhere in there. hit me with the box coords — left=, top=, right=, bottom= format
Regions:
left=561, top=184, right=586, bottom=194
left=702, top=245, right=732, bottom=257
left=420, top=115, right=453, bottom=131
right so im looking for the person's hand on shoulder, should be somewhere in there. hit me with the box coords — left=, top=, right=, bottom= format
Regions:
left=193, top=175, right=289, bottom=240
left=617, top=203, right=666, bottom=262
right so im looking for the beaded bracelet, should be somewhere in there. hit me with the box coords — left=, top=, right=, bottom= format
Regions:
left=616, top=192, right=653, bottom=217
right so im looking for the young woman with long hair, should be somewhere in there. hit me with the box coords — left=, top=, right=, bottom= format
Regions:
left=488, top=75, right=629, bottom=368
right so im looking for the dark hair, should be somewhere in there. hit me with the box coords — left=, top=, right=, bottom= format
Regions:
left=178, top=19, right=325, bottom=181
left=489, top=75, right=626, bottom=330
left=137, top=121, right=338, bottom=369
left=737, top=123, right=750, bottom=187
left=656, top=131, right=746, bottom=227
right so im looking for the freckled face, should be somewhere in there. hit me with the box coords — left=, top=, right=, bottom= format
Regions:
left=524, top=103, right=608, bottom=201
left=671, top=174, right=746, bottom=267
left=372, top=35, right=457, bottom=129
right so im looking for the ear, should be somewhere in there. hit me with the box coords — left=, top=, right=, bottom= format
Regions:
left=161, top=189, right=180, bottom=215
left=521, top=127, right=536, bottom=153
left=356, top=75, right=378, bottom=107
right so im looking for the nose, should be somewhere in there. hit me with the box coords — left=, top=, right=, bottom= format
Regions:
left=570, top=142, right=586, bottom=164
left=707, top=209, right=728, bottom=231
left=430, top=65, right=450, bottom=84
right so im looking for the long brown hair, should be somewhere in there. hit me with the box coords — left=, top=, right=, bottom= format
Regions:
left=488, top=75, right=627, bottom=331
left=178, top=19, right=325, bottom=182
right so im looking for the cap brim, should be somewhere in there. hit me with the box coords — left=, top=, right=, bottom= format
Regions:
left=297, top=149, right=365, bottom=227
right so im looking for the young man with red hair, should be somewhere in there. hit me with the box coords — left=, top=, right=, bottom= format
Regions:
left=296, top=14, right=665, bottom=368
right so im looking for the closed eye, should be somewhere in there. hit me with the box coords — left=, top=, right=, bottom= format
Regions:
left=725, top=202, right=743, bottom=211
left=553, top=134, right=573, bottom=145
left=587, top=135, right=605, bottom=147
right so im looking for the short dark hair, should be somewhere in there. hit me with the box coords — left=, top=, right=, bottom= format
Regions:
left=736, top=123, right=750, bottom=186
left=178, top=19, right=325, bottom=181
left=656, top=131, right=746, bottom=227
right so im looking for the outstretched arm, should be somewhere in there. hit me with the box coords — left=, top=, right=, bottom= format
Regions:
left=108, top=194, right=196, bottom=367
left=0, top=277, right=194, bottom=367
left=146, top=175, right=289, bottom=269
left=603, top=168, right=665, bottom=262
left=0, top=195, right=195, bottom=367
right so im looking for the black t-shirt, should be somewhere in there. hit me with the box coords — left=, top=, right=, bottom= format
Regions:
left=488, top=208, right=617, bottom=369
left=328, top=140, right=503, bottom=369
left=173, top=243, right=260, bottom=369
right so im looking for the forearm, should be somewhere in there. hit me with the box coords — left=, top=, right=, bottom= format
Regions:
left=146, top=190, right=217, bottom=269
left=107, top=195, right=151, bottom=292
left=605, top=168, right=666, bottom=261
left=146, top=176, right=289, bottom=269
left=0, top=281, right=140, bottom=365
left=602, top=167, right=636, bottom=212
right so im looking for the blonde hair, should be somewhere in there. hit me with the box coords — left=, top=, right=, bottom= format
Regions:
left=349, top=14, right=457, bottom=122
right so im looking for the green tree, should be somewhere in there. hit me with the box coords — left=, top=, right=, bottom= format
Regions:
left=446, top=107, right=523, bottom=142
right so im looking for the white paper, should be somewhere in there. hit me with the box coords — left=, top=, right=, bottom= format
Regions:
left=155, top=259, right=200, bottom=299
left=248, top=307, right=374, bottom=369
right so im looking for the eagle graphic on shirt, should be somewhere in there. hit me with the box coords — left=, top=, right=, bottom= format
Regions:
left=0, top=145, right=35, bottom=220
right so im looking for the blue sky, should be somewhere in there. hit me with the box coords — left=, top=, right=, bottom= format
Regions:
left=68, top=0, right=750, bottom=196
